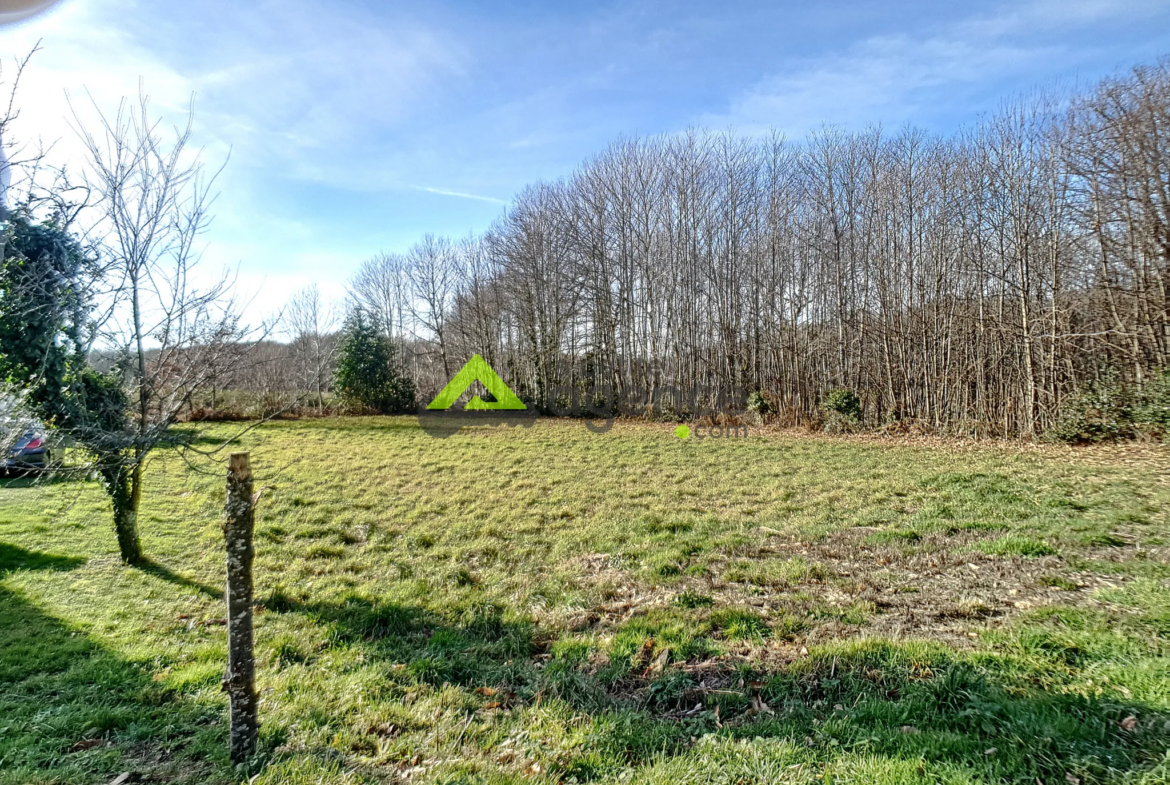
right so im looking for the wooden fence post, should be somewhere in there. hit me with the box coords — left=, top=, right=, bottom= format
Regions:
left=223, top=451, right=258, bottom=764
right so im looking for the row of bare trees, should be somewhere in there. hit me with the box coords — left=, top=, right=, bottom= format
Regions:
left=348, top=61, right=1169, bottom=435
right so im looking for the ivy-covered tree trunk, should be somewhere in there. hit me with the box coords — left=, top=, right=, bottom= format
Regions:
left=99, top=457, right=142, bottom=564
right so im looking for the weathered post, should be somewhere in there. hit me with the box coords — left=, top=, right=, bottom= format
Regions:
left=223, top=452, right=258, bottom=764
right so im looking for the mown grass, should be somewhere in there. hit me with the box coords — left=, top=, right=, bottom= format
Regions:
left=0, top=417, right=1167, bottom=784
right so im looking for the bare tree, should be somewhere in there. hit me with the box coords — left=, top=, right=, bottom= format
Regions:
left=285, top=283, right=338, bottom=410
left=69, top=89, right=256, bottom=563
left=406, top=234, right=458, bottom=380
left=349, top=251, right=409, bottom=342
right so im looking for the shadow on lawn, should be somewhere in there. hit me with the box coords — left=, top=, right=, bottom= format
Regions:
left=2, top=543, right=1165, bottom=784
left=0, top=541, right=85, bottom=573
left=0, top=543, right=222, bottom=785
left=0, top=467, right=86, bottom=489
left=136, top=556, right=222, bottom=600
left=260, top=586, right=1170, bottom=784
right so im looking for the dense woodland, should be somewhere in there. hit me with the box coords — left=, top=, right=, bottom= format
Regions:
left=335, top=60, right=1169, bottom=436
left=35, top=60, right=1170, bottom=437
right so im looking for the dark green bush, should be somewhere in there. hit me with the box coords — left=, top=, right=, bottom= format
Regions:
left=823, top=388, right=862, bottom=420
left=821, top=388, right=862, bottom=432
left=1133, top=368, right=1170, bottom=434
left=1048, top=369, right=1169, bottom=443
left=746, top=390, right=773, bottom=418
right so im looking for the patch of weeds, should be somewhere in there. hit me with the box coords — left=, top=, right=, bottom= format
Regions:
left=648, top=556, right=684, bottom=578
left=459, top=601, right=512, bottom=641
left=1081, top=531, right=1128, bottom=547
left=451, top=567, right=479, bottom=588
left=771, top=613, right=809, bottom=640
left=293, top=525, right=333, bottom=540
left=1040, top=574, right=1080, bottom=591
left=1045, top=496, right=1090, bottom=512
left=805, top=599, right=874, bottom=626
left=921, top=471, right=1025, bottom=506
left=1098, top=579, right=1170, bottom=636
left=944, top=598, right=997, bottom=619
left=646, top=669, right=698, bottom=708
left=643, top=514, right=694, bottom=535
left=710, top=608, right=770, bottom=641
left=724, top=556, right=825, bottom=587
left=262, top=584, right=304, bottom=612
left=259, top=524, right=288, bottom=542
left=978, top=535, right=1057, bottom=557
left=328, top=595, right=429, bottom=641
left=550, top=637, right=591, bottom=665
left=269, top=633, right=315, bottom=668
left=951, top=520, right=1009, bottom=533
left=606, top=611, right=714, bottom=679
left=538, top=658, right=610, bottom=711
left=337, top=529, right=365, bottom=545
left=673, top=590, right=714, bottom=609
left=866, top=527, right=922, bottom=545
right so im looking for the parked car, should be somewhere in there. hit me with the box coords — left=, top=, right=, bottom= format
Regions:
left=3, top=427, right=56, bottom=472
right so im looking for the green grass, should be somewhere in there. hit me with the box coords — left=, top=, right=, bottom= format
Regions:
left=0, top=418, right=1168, bottom=784
left=978, top=534, right=1059, bottom=557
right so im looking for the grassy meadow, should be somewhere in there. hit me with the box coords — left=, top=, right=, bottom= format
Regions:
left=1, top=417, right=1168, bottom=784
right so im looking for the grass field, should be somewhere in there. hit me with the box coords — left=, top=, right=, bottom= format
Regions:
left=1, top=418, right=1168, bottom=785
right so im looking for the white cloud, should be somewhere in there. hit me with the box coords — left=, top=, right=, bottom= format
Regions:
left=0, top=0, right=476, bottom=322
left=0, top=0, right=468, bottom=188
left=704, top=36, right=1044, bottom=136
left=701, top=0, right=1166, bottom=137
left=412, top=186, right=506, bottom=205
left=3, top=0, right=1167, bottom=327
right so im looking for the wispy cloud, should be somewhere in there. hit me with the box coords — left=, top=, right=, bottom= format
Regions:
left=701, top=0, right=1168, bottom=137
left=2, top=0, right=1168, bottom=318
left=0, top=0, right=469, bottom=186
left=412, top=186, right=507, bottom=205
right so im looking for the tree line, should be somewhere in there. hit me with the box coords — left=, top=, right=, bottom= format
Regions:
left=344, top=59, right=1169, bottom=436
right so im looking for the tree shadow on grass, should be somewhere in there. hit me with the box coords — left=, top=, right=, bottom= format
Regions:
left=263, top=589, right=549, bottom=692
left=3, top=550, right=1166, bottom=784
left=0, top=542, right=85, bottom=573
left=135, top=557, right=222, bottom=600
left=0, top=545, right=224, bottom=785
left=258, top=586, right=1170, bottom=784
left=0, top=467, right=86, bottom=489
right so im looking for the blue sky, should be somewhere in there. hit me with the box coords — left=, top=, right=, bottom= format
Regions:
left=3, top=0, right=1170, bottom=314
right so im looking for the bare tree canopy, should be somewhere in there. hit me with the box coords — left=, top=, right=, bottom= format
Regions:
left=63, top=90, right=256, bottom=561
left=356, top=59, right=1170, bottom=436
left=284, top=283, right=339, bottom=411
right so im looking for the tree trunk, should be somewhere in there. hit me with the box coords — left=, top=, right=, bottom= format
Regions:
left=223, top=452, right=258, bottom=765
left=100, top=459, right=142, bottom=564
